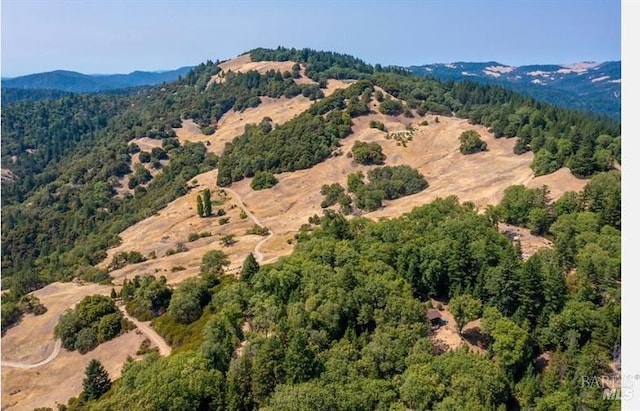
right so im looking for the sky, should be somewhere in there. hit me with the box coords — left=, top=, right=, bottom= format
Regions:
left=0, top=0, right=622, bottom=77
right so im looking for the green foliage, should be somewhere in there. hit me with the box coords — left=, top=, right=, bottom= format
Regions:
left=199, top=188, right=212, bottom=217
left=220, top=234, right=237, bottom=247
left=351, top=140, right=386, bottom=165
left=378, top=99, right=404, bottom=116
left=218, top=217, right=230, bottom=225
left=241, top=253, right=260, bottom=281
left=448, top=294, right=483, bottom=332
left=89, top=351, right=224, bottom=411
left=196, top=194, right=204, bottom=217
left=82, top=359, right=111, bottom=401
left=369, top=120, right=386, bottom=131
left=167, top=278, right=210, bottom=324
left=348, top=165, right=428, bottom=211
left=107, top=250, right=146, bottom=271
left=54, top=295, right=122, bottom=352
left=187, top=231, right=212, bottom=242
left=201, top=250, right=230, bottom=286
left=122, top=275, right=172, bottom=321
left=497, top=185, right=549, bottom=226
left=250, top=171, right=279, bottom=190
left=320, top=183, right=350, bottom=209
left=246, top=224, right=270, bottom=236
left=458, top=130, right=488, bottom=154
left=164, top=242, right=188, bottom=256
left=483, top=307, right=531, bottom=371
left=217, top=100, right=353, bottom=187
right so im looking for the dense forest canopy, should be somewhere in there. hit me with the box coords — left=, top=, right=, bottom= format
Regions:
left=0, top=47, right=621, bottom=410
left=66, top=178, right=619, bottom=409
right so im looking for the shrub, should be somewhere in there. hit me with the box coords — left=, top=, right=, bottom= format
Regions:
left=351, top=141, right=386, bottom=165
left=219, top=217, right=230, bottom=225
left=246, top=224, right=270, bottom=236
left=459, top=130, right=488, bottom=155
left=251, top=171, right=278, bottom=190
left=378, top=99, right=404, bottom=116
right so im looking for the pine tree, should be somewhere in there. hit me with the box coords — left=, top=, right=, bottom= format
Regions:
left=240, top=253, right=260, bottom=281
left=197, top=194, right=204, bottom=217
left=110, top=288, right=117, bottom=299
left=82, top=359, right=111, bottom=401
left=203, top=189, right=212, bottom=217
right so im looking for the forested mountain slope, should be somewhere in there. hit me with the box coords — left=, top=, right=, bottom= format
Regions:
left=1, top=47, right=620, bottom=411
left=1, top=66, right=193, bottom=93
left=409, top=60, right=621, bottom=118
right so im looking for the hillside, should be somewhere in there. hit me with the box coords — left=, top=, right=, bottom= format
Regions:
left=1, top=66, right=193, bottom=93
left=409, top=61, right=621, bottom=118
left=1, top=48, right=621, bottom=410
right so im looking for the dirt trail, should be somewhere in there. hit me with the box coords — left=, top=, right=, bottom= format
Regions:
left=118, top=304, right=171, bottom=356
left=220, top=187, right=273, bottom=263
left=1, top=340, right=62, bottom=370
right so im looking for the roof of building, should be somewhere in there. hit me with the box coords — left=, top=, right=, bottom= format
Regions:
left=427, top=308, right=442, bottom=321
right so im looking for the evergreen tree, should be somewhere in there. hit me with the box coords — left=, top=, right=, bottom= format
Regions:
left=82, top=359, right=112, bottom=401
left=202, top=189, right=212, bottom=217
left=196, top=194, right=204, bottom=217
left=241, top=253, right=260, bottom=281
left=110, top=288, right=117, bottom=299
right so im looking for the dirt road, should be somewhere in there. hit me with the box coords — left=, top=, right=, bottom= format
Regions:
left=118, top=305, right=171, bottom=357
left=1, top=340, right=62, bottom=369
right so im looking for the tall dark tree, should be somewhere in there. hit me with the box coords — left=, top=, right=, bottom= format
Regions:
left=82, top=359, right=112, bottom=401
left=202, top=189, right=212, bottom=217
left=241, top=253, right=260, bottom=281
left=196, top=194, right=204, bottom=217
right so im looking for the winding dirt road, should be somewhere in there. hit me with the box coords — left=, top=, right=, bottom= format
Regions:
left=220, top=187, right=273, bottom=263
left=1, top=339, right=62, bottom=369
left=1, top=305, right=171, bottom=370
left=118, top=305, right=171, bottom=357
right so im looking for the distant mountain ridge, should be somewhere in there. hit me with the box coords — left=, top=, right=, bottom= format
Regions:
left=408, top=61, right=620, bottom=118
left=1, top=66, right=194, bottom=93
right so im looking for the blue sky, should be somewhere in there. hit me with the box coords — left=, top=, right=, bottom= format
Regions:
left=1, top=0, right=621, bottom=77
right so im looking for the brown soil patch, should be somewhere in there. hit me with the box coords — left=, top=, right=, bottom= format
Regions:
left=429, top=300, right=486, bottom=354
left=208, top=54, right=315, bottom=87
left=1, top=282, right=147, bottom=410
left=498, top=222, right=553, bottom=259
left=174, top=96, right=311, bottom=156
left=2, top=331, right=146, bottom=410
left=99, top=170, right=262, bottom=285
left=176, top=80, right=351, bottom=157
left=2, top=282, right=113, bottom=363
left=222, top=113, right=586, bottom=262
left=1, top=168, right=16, bottom=183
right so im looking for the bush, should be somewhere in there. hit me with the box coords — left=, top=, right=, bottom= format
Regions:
left=188, top=231, right=212, bottom=242
left=320, top=183, right=350, bottom=209
left=219, top=217, right=230, bottom=225
left=459, top=130, right=488, bottom=155
left=75, top=327, right=98, bottom=354
left=168, top=279, right=210, bottom=324
left=139, top=151, right=151, bottom=163
left=246, top=224, right=270, bottom=236
left=378, top=99, right=404, bottom=116
left=55, top=295, right=122, bottom=353
left=251, top=171, right=278, bottom=190
left=369, top=120, right=386, bottom=131
left=108, top=251, right=146, bottom=271
left=351, top=141, right=386, bottom=165
left=348, top=165, right=428, bottom=212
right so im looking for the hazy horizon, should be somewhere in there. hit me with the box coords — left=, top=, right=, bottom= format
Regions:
left=1, top=0, right=621, bottom=78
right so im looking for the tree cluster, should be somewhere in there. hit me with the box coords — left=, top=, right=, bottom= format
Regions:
left=54, top=295, right=126, bottom=354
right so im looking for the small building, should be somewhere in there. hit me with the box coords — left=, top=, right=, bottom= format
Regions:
left=427, top=308, right=443, bottom=328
